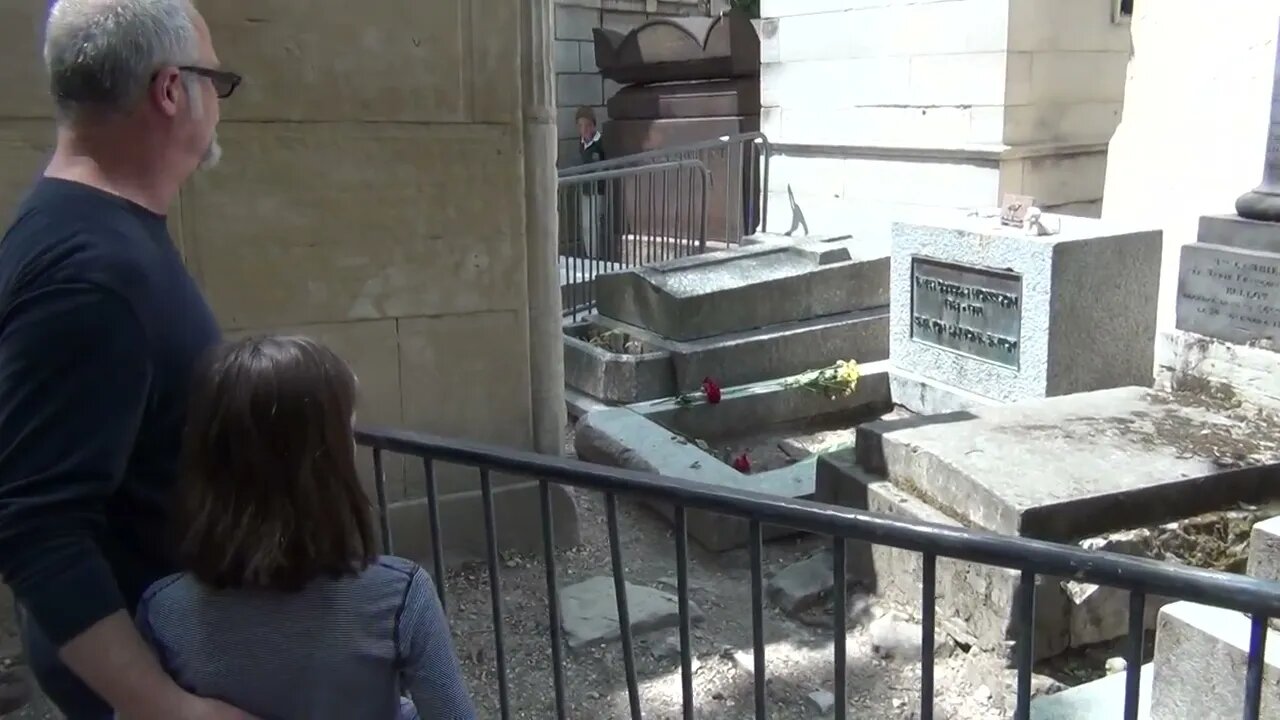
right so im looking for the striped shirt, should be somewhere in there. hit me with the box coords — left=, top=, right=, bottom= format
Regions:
left=136, top=556, right=476, bottom=720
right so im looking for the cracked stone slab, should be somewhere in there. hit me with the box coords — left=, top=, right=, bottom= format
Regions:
left=857, top=386, right=1280, bottom=540
left=559, top=576, right=704, bottom=649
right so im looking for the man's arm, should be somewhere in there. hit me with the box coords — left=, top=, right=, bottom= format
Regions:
left=0, top=283, right=247, bottom=720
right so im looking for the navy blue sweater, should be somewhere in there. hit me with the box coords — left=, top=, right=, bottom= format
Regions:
left=0, top=178, right=220, bottom=647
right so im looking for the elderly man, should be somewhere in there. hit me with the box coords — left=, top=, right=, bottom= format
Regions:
left=0, top=1, right=251, bottom=718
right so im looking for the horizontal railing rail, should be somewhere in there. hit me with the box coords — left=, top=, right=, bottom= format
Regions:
left=357, top=424, right=1280, bottom=720
left=560, top=131, right=772, bottom=244
left=557, top=160, right=710, bottom=322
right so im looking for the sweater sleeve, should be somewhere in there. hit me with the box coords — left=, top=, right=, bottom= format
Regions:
left=398, top=567, right=477, bottom=720
left=0, top=282, right=152, bottom=646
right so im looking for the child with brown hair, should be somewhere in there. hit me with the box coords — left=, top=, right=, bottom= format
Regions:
left=135, top=335, right=476, bottom=720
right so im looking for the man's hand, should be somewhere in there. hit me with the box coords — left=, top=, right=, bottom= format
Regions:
left=60, top=611, right=258, bottom=720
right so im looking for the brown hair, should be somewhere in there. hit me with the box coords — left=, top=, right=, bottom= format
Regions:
left=574, top=105, right=597, bottom=125
left=175, top=335, right=376, bottom=592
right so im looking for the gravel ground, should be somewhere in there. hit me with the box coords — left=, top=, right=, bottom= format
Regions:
left=0, top=426, right=1074, bottom=720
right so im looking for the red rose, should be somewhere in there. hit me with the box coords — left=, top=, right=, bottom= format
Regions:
left=701, top=377, right=722, bottom=404
left=731, top=453, right=751, bottom=473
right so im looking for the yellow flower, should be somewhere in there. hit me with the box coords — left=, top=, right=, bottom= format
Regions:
left=834, top=359, right=860, bottom=388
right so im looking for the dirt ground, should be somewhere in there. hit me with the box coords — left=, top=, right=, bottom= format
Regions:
left=0, top=426, right=1078, bottom=720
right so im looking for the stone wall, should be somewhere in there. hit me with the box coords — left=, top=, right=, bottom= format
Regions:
left=0, top=1, right=574, bottom=563
left=553, top=0, right=712, bottom=167
left=758, top=0, right=1129, bottom=239
left=1102, top=0, right=1278, bottom=334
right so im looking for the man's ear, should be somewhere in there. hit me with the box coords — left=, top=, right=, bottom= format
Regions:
left=149, top=68, right=183, bottom=118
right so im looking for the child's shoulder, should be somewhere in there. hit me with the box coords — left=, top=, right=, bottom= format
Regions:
left=138, top=571, right=196, bottom=609
left=364, top=555, right=422, bottom=581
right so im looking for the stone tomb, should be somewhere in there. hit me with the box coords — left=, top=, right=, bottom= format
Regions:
left=576, top=362, right=893, bottom=551
left=1159, top=215, right=1280, bottom=410
left=565, top=237, right=890, bottom=409
left=1161, top=30, right=1280, bottom=410
left=889, top=214, right=1161, bottom=415
left=817, top=386, right=1280, bottom=659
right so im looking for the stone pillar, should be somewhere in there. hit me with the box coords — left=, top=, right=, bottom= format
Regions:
left=1236, top=20, right=1280, bottom=222
left=524, top=0, right=569, bottom=454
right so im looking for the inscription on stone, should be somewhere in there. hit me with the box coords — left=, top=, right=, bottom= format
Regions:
left=910, top=257, right=1022, bottom=369
left=1176, top=244, right=1280, bottom=346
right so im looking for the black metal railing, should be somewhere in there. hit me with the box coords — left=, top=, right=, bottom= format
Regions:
left=558, top=160, right=710, bottom=322
left=356, top=425, right=1280, bottom=720
left=560, top=131, right=773, bottom=245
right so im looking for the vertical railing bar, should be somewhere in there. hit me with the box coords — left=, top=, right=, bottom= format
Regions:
left=539, top=480, right=568, bottom=719
left=760, top=139, right=771, bottom=233
left=479, top=468, right=511, bottom=720
left=1013, top=570, right=1036, bottom=720
left=833, top=538, right=847, bottom=720
left=1122, top=591, right=1146, bottom=720
left=921, top=552, right=937, bottom=720
left=371, top=448, right=392, bottom=554
left=606, top=492, right=642, bottom=719
left=660, top=166, right=670, bottom=262
left=750, top=520, right=767, bottom=719
left=422, top=459, right=446, bottom=613
left=675, top=506, right=694, bottom=720
left=1243, top=614, right=1268, bottom=720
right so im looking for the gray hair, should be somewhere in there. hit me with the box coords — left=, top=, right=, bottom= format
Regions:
left=44, top=0, right=201, bottom=121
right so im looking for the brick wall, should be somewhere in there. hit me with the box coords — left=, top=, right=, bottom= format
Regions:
left=553, top=0, right=713, bottom=167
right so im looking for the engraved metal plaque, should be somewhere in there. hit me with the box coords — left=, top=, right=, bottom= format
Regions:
left=910, top=257, right=1023, bottom=369
left=1175, top=243, right=1280, bottom=346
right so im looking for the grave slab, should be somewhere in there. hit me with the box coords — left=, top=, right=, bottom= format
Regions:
left=889, top=215, right=1160, bottom=409
left=575, top=363, right=893, bottom=551
left=855, top=386, right=1280, bottom=541
left=1149, top=602, right=1280, bottom=719
left=1028, top=664, right=1151, bottom=720
left=595, top=237, right=888, bottom=341
left=559, top=576, right=705, bottom=649
left=1175, top=242, right=1280, bottom=348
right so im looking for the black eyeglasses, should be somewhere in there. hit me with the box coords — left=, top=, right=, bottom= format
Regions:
left=178, top=66, right=242, bottom=99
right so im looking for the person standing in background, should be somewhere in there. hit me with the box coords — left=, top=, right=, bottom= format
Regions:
left=575, top=106, right=608, bottom=259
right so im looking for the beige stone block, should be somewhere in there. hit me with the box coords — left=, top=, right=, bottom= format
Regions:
left=225, top=319, right=407, bottom=501
left=203, top=0, right=518, bottom=123
left=0, top=121, right=53, bottom=218
left=1003, top=101, right=1123, bottom=146
left=388, top=480, right=580, bottom=563
left=0, top=5, right=50, bottom=120
left=907, top=52, right=1008, bottom=107
left=398, top=311, right=534, bottom=497
left=1002, top=151, right=1108, bottom=206
left=184, top=122, right=526, bottom=329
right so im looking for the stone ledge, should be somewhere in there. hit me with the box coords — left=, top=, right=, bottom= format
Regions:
left=1155, top=328, right=1280, bottom=412
left=1150, top=601, right=1280, bottom=719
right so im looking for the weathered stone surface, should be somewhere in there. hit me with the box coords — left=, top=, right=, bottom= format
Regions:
left=1176, top=242, right=1280, bottom=348
left=816, top=451, right=1072, bottom=660
left=1155, top=329, right=1280, bottom=412
left=1028, top=664, right=1151, bottom=719
left=596, top=238, right=889, bottom=341
left=1150, top=602, right=1280, bottom=719
left=574, top=365, right=892, bottom=551
left=1065, top=531, right=1170, bottom=648
left=890, top=215, right=1161, bottom=407
left=1248, top=516, right=1280, bottom=583
left=888, top=367, right=1001, bottom=416
left=805, top=690, right=835, bottom=715
left=562, top=320, right=675, bottom=404
left=855, top=387, right=1280, bottom=541
left=579, top=308, right=888, bottom=396
left=766, top=549, right=840, bottom=615
left=559, top=576, right=704, bottom=649
left=187, top=122, right=525, bottom=330
left=1197, top=214, right=1280, bottom=254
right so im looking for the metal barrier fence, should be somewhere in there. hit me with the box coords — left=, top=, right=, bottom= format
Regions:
left=560, top=131, right=773, bottom=246
left=558, top=160, right=709, bottom=322
left=357, top=425, right=1280, bottom=720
